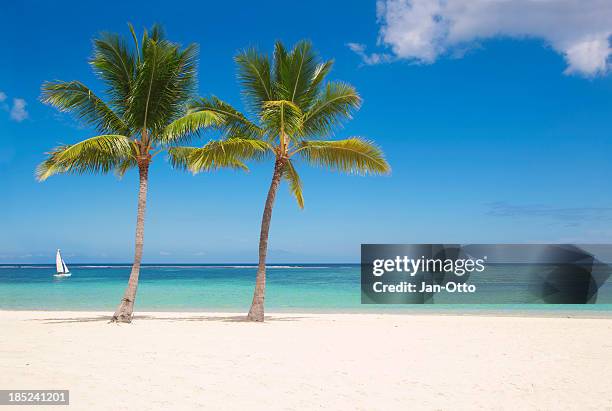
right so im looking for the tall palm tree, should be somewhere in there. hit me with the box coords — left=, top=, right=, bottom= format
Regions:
left=169, top=41, right=391, bottom=321
left=37, top=24, right=233, bottom=323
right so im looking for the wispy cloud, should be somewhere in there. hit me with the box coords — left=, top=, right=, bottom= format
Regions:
left=347, top=42, right=392, bottom=65
left=10, top=98, right=28, bottom=122
left=352, top=0, right=612, bottom=76
left=0, top=91, right=29, bottom=122
left=0, top=91, right=8, bottom=112
left=486, top=201, right=612, bottom=226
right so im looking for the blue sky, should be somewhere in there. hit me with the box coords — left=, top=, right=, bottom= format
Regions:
left=1, top=0, right=612, bottom=263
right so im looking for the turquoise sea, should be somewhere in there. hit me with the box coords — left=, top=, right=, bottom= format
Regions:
left=1, top=264, right=611, bottom=315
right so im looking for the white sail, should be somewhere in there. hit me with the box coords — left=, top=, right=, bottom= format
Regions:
left=56, top=249, right=64, bottom=273
left=53, top=249, right=71, bottom=277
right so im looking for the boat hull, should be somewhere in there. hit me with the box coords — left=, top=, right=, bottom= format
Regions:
left=53, top=273, right=71, bottom=278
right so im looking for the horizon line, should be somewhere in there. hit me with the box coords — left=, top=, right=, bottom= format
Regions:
left=0, top=262, right=360, bottom=266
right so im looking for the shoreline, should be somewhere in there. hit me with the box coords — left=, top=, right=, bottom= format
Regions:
left=2, top=308, right=612, bottom=319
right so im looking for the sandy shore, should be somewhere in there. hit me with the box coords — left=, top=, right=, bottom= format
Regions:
left=1, top=311, right=611, bottom=410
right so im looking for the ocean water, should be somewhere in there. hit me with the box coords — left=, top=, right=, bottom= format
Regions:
left=0, top=264, right=611, bottom=315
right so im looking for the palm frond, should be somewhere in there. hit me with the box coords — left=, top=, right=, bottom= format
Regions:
left=140, top=24, right=165, bottom=53
left=168, top=138, right=271, bottom=173
left=127, top=23, right=141, bottom=64
left=41, top=81, right=129, bottom=134
left=273, top=41, right=288, bottom=88
left=260, top=100, right=303, bottom=141
left=274, top=40, right=320, bottom=108
left=283, top=159, right=304, bottom=209
left=90, top=31, right=136, bottom=116
left=167, top=146, right=204, bottom=171
left=301, top=60, right=333, bottom=110
left=235, top=48, right=273, bottom=114
left=188, top=96, right=263, bottom=139
left=114, top=141, right=140, bottom=178
left=148, top=24, right=165, bottom=42
left=301, top=82, right=361, bottom=137
left=114, top=156, right=138, bottom=178
left=160, top=110, right=223, bottom=145
left=128, top=37, right=198, bottom=135
left=36, top=134, right=133, bottom=181
left=294, top=138, right=390, bottom=175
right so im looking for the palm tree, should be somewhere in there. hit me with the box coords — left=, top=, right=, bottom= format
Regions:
left=169, top=41, right=391, bottom=321
left=37, top=24, right=232, bottom=323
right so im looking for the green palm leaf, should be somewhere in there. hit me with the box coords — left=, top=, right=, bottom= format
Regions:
left=283, top=159, right=304, bottom=209
left=168, top=138, right=271, bottom=173
left=41, top=81, right=129, bottom=134
left=294, top=138, right=390, bottom=175
left=235, top=48, right=273, bottom=114
left=114, top=141, right=140, bottom=178
left=274, top=40, right=319, bottom=108
left=128, top=39, right=198, bottom=135
left=301, top=60, right=334, bottom=111
left=188, top=97, right=263, bottom=139
left=36, top=134, right=133, bottom=181
left=301, top=82, right=361, bottom=137
left=90, top=32, right=135, bottom=116
left=161, top=110, right=223, bottom=145
left=114, top=157, right=138, bottom=178
left=260, top=100, right=303, bottom=141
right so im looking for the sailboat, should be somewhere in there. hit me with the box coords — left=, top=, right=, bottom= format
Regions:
left=54, top=249, right=71, bottom=277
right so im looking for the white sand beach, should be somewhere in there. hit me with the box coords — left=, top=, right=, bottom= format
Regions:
left=1, top=311, right=611, bottom=410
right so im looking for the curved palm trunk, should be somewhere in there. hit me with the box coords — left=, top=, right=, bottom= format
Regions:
left=247, top=157, right=285, bottom=322
left=111, top=160, right=150, bottom=323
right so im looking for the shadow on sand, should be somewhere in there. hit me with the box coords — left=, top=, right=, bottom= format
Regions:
left=32, top=314, right=309, bottom=324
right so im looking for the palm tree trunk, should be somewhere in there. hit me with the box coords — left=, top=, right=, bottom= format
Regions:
left=247, top=157, right=285, bottom=322
left=111, top=160, right=150, bottom=323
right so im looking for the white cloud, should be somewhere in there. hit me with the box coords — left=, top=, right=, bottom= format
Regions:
left=10, top=98, right=28, bottom=122
left=0, top=91, right=6, bottom=103
left=354, top=0, right=612, bottom=76
left=347, top=42, right=393, bottom=64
